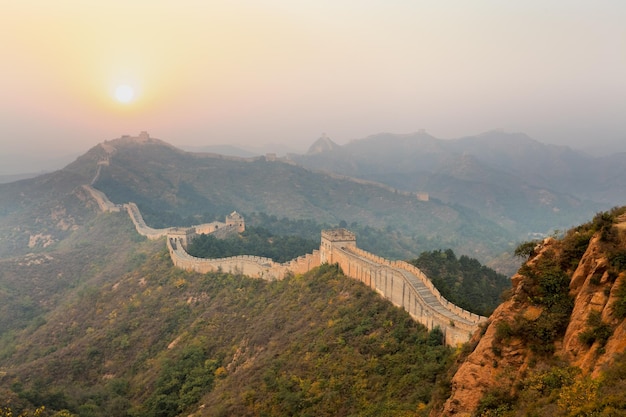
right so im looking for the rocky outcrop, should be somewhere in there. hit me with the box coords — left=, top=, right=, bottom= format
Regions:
left=434, top=216, right=626, bottom=416
left=562, top=234, right=626, bottom=375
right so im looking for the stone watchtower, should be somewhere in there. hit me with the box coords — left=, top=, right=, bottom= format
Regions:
left=226, top=211, right=245, bottom=233
left=320, top=228, right=356, bottom=264
left=168, top=227, right=197, bottom=249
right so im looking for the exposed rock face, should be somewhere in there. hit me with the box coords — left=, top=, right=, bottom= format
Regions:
left=562, top=235, right=626, bottom=376
left=433, top=219, right=626, bottom=416
left=434, top=241, right=548, bottom=417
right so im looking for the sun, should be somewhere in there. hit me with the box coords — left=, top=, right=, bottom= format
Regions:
left=114, top=84, right=135, bottom=104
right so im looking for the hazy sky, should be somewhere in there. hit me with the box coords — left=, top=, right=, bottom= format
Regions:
left=1, top=0, right=625, bottom=171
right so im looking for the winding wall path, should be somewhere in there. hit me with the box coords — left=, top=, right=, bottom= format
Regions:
left=327, top=245, right=485, bottom=345
left=85, top=139, right=486, bottom=345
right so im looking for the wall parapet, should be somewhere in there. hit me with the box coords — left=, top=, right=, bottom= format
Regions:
left=347, top=246, right=486, bottom=324
left=84, top=164, right=486, bottom=346
left=167, top=237, right=321, bottom=281
left=125, top=203, right=171, bottom=240
left=337, top=244, right=487, bottom=345
left=82, top=185, right=121, bottom=213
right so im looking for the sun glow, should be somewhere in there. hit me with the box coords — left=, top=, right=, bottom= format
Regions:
left=114, top=84, right=135, bottom=103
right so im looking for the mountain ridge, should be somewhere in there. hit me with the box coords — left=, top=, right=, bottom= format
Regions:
left=2, top=132, right=626, bottom=416
left=74, top=134, right=514, bottom=264
left=289, top=130, right=612, bottom=236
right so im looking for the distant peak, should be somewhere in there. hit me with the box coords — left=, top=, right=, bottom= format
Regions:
left=306, top=134, right=340, bottom=155
left=105, top=132, right=181, bottom=151
left=118, top=131, right=153, bottom=143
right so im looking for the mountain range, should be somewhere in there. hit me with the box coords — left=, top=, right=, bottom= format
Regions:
left=2, top=131, right=626, bottom=416
left=290, top=130, right=626, bottom=237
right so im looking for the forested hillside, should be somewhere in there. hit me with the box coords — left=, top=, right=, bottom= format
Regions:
left=0, top=214, right=453, bottom=416
left=291, top=131, right=606, bottom=235
left=186, top=226, right=319, bottom=263
left=6, top=135, right=626, bottom=417
left=71, top=136, right=515, bottom=265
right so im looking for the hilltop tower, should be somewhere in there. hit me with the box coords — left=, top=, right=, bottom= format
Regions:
left=320, top=228, right=356, bottom=264
left=168, top=227, right=197, bottom=249
left=226, top=211, right=245, bottom=233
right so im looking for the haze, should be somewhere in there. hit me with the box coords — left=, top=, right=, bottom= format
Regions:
left=1, top=0, right=625, bottom=174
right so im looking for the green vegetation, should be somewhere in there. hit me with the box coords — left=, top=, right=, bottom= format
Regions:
left=4, top=137, right=626, bottom=417
left=86, top=139, right=516, bottom=264
left=513, top=240, right=539, bottom=260
left=245, top=212, right=458, bottom=262
left=474, top=355, right=626, bottom=416
left=612, top=281, right=626, bottom=319
left=408, top=249, right=511, bottom=316
left=499, top=252, right=574, bottom=356
left=476, top=207, right=626, bottom=416
left=578, top=310, right=612, bottom=349
left=551, top=207, right=626, bottom=279
left=1, top=230, right=453, bottom=416
left=186, top=226, right=319, bottom=263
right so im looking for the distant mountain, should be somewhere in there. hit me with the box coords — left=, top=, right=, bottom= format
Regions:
left=0, top=172, right=45, bottom=184
left=306, top=133, right=341, bottom=155
left=4, top=132, right=626, bottom=416
left=62, top=135, right=512, bottom=262
left=0, top=150, right=80, bottom=176
left=180, top=144, right=259, bottom=158
left=289, top=130, right=614, bottom=235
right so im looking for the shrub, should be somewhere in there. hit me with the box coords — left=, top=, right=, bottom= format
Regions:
left=559, top=228, right=593, bottom=271
left=612, top=281, right=626, bottom=319
left=578, top=310, right=613, bottom=348
left=514, top=241, right=539, bottom=259
left=609, top=250, right=626, bottom=272
left=494, top=321, right=514, bottom=342
left=476, top=386, right=516, bottom=416
left=592, top=211, right=616, bottom=242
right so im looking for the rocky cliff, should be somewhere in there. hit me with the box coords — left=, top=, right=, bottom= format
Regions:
left=433, top=208, right=626, bottom=416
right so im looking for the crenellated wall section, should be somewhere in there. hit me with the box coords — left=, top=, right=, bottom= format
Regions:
left=166, top=226, right=486, bottom=345
left=84, top=143, right=485, bottom=345
left=167, top=236, right=321, bottom=281
left=125, top=202, right=172, bottom=239
left=325, top=243, right=486, bottom=345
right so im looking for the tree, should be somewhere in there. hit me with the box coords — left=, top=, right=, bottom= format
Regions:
left=514, top=240, right=539, bottom=259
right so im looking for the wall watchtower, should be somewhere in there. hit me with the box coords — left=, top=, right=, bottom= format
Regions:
left=320, top=228, right=356, bottom=264
left=226, top=211, right=245, bottom=233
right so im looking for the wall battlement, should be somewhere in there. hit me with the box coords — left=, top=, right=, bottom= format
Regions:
left=85, top=154, right=485, bottom=345
left=166, top=224, right=486, bottom=345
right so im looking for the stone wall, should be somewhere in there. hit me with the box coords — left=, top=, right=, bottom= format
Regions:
left=348, top=247, right=484, bottom=323
left=82, top=185, right=121, bottom=213
left=125, top=202, right=171, bottom=240
left=167, top=237, right=321, bottom=281
left=194, top=222, right=226, bottom=235
left=329, top=245, right=486, bottom=346
left=166, top=224, right=484, bottom=345
left=84, top=157, right=484, bottom=345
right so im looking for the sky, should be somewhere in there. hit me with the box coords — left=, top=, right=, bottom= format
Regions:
left=1, top=0, right=625, bottom=173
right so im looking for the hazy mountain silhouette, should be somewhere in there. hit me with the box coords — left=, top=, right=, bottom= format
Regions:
left=289, top=130, right=614, bottom=235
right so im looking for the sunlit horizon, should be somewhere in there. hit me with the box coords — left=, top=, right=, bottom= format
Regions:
left=2, top=0, right=625, bottom=169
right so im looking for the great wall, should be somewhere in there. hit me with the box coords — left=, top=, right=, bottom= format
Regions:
left=83, top=134, right=487, bottom=345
